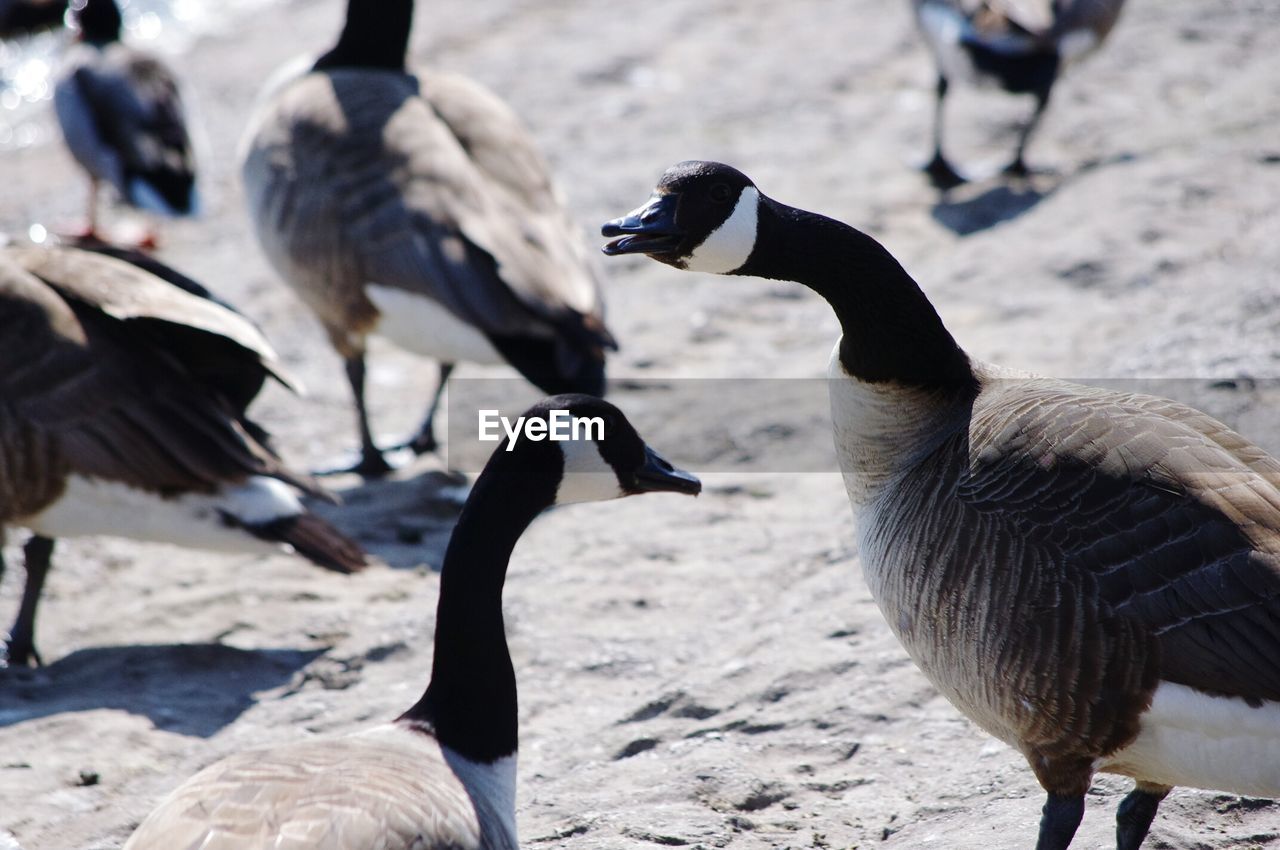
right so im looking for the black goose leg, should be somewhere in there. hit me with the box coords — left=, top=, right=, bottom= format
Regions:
left=1005, top=87, right=1053, bottom=178
left=406, top=362, right=454, bottom=455
left=4, top=535, right=55, bottom=668
left=341, top=353, right=393, bottom=478
left=1037, top=793, right=1085, bottom=850
left=923, top=75, right=966, bottom=190
left=1115, top=783, right=1170, bottom=850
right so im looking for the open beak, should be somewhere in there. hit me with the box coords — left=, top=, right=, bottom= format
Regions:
left=633, top=445, right=701, bottom=496
left=601, top=193, right=682, bottom=256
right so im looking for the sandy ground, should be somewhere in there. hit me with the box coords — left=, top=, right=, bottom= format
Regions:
left=2, top=0, right=1280, bottom=847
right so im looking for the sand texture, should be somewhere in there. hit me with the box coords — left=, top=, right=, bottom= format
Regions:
left=2, top=0, right=1280, bottom=847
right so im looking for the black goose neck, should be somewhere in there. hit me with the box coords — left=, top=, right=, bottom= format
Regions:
left=314, top=0, right=413, bottom=72
left=737, top=198, right=976, bottom=391
left=399, top=450, right=557, bottom=762
left=78, top=0, right=122, bottom=45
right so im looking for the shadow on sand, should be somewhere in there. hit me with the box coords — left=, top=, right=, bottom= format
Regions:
left=929, top=151, right=1139, bottom=236
left=0, top=643, right=324, bottom=737
left=307, top=467, right=468, bottom=571
left=930, top=182, right=1051, bottom=236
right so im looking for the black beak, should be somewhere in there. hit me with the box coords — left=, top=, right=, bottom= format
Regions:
left=601, top=193, right=683, bottom=256
left=633, top=445, right=701, bottom=495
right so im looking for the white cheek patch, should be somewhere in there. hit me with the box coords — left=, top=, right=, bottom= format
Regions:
left=681, top=187, right=760, bottom=274
left=554, top=437, right=623, bottom=505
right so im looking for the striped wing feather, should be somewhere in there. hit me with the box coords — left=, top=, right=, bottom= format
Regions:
left=124, top=728, right=501, bottom=850
left=0, top=248, right=311, bottom=503
left=961, top=377, right=1280, bottom=705
left=10, top=246, right=280, bottom=371
left=420, top=70, right=607, bottom=328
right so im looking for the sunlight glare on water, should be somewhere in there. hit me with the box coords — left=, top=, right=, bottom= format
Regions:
left=0, top=0, right=280, bottom=152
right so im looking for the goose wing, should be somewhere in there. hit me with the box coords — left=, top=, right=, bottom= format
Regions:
left=247, top=71, right=610, bottom=351
left=54, top=43, right=196, bottom=213
left=9, top=244, right=296, bottom=407
left=0, top=247, right=313, bottom=499
left=419, top=70, right=608, bottom=332
left=960, top=377, right=1280, bottom=702
left=364, top=73, right=610, bottom=347
left=124, top=728, right=502, bottom=850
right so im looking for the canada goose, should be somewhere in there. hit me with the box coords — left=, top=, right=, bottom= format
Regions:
left=603, top=161, right=1280, bottom=850
left=911, top=0, right=1126, bottom=188
left=53, top=0, right=199, bottom=242
left=123, top=394, right=699, bottom=849
left=0, top=243, right=366, bottom=667
left=240, top=0, right=615, bottom=478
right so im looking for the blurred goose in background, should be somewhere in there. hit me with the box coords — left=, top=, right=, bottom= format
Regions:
left=604, top=161, right=1280, bottom=850
left=0, top=0, right=66, bottom=38
left=241, top=0, right=615, bottom=478
left=123, top=395, right=699, bottom=850
left=54, top=0, right=198, bottom=244
left=911, top=0, right=1127, bottom=188
left=0, top=243, right=366, bottom=667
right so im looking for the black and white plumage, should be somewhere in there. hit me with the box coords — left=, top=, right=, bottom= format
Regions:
left=53, top=0, right=198, bottom=235
left=911, top=0, right=1127, bottom=188
left=604, top=161, right=1280, bottom=850
left=0, top=243, right=366, bottom=667
left=123, top=395, right=700, bottom=850
left=240, top=0, right=615, bottom=477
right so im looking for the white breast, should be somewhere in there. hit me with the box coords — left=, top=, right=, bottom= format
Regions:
left=19, top=474, right=298, bottom=552
left=440, top=746, right=519, bottom=844
left=367, top=283, right=504, bottom=365
left=1103, top=682, right=1280, bottom=796
left=825, top=340, right=951, bottom=509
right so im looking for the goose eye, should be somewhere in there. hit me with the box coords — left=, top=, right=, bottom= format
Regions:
left=709, top=183, right=733, bottom=203
left=599, top=414, right=618, bottom=437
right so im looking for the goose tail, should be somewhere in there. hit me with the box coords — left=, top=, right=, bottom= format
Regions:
left=215, top=475, right=367, bottom=573
left=242, top=512, right=368, bottom=574
left=126, top=173, right=200, bottom=218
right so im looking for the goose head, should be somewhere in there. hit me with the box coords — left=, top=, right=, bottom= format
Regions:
left=602, top=161, right=761, bottom=275
left=72, top=0, right=123, bottom=45
left=496, top=394, right=701, bottom=507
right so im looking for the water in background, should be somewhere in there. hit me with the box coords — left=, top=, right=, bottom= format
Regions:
left=0, top=0, right=279, bottom=152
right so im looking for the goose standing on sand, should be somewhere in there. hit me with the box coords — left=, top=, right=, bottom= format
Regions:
left=240, top=0, right=615, bottom=478
left=124, top=395, right=700, bottom=849
left=603, top=161, right=1280, bottom=850
left=912, top=0, right=1126, bottom=188
left=54, top=0, right=199, bottom=241
left=0, top=244, right=366, bottom=667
